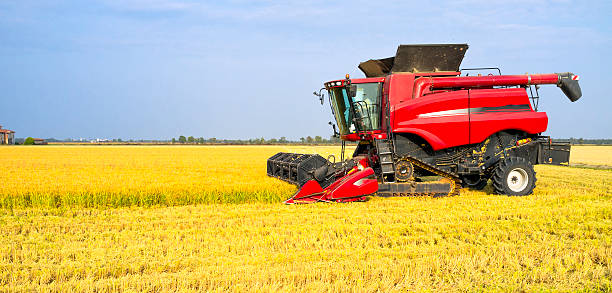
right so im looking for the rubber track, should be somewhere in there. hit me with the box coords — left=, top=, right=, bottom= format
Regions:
left=394, top=156, right=462, bottom=197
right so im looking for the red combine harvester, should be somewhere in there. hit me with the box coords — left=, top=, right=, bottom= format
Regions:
left=267, top=44, right=582, bottom=203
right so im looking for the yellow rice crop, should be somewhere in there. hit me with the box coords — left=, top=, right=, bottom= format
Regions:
left=0, top=145, right=608, bottom=208
left=0, top=145, right=610, bottom=291
left=571, top=145, right=612, bottom=166
left=0, top=145, right=345, bottom=208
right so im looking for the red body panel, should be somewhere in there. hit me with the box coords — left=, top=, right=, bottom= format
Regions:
left=387, top=73, right=559, bottom=150
left=392, top=90, right=470, bottom=149
left=351, top=77, right=386, bottom=84
left=387, top=74, right=415, bottom=105
left=284, top=167, right=377, bottom=204
left=468, top=88, right=547, bottom=144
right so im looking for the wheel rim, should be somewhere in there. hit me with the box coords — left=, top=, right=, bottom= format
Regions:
left=395, top=160, right=413, bottom=182
left=507, top=167, right=528, bottom=192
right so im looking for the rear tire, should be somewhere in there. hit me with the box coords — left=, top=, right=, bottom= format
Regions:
left=492, top=157, right=536, bottom=196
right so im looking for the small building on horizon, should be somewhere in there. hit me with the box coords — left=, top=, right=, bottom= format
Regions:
left=0, top=125, right=15, bottom=145
left=33, top=138, right=47, bottom=145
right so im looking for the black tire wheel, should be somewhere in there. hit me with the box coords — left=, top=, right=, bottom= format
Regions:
left=461, top=175, right=488, bottom=190
left=492, top=157, right=536, bottom=196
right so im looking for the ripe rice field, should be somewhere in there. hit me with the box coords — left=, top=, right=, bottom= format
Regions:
left=569, top=145, right=612, bottom=167
left=0, top=145, right=610, bottom=291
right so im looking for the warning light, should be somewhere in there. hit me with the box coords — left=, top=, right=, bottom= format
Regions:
left=346, top=74, right=350, bottom=79
left=516, top=138, right=532, bottom=146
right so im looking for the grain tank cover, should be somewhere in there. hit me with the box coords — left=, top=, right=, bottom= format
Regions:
left=358, top=44, right=469, bottom=77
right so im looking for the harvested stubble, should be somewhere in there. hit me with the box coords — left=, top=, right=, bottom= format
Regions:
left=1, top=185, right=610, bottom=291
left=0, top=145, right=610, bottom=291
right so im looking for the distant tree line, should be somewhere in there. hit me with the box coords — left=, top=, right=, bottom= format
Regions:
left=169, top=135, right=344, bottom=145
left=166, top=137, right=612, bottom=145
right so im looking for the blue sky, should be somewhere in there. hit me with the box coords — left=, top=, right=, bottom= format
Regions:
left=0, top=0, right=610, bottom=140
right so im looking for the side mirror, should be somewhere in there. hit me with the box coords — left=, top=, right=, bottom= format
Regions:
left=313, top=89, right=324, bottom=105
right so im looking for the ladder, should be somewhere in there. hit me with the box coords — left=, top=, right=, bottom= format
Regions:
left=374, top=139, right=395, bottom=182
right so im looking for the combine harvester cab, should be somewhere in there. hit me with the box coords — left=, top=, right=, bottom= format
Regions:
left=267, top=44, right=582, bottom=203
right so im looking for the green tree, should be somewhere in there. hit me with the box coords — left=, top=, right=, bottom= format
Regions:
left=314, top=136, right=322, bottom=144
left=198, top=137, right=204, bottom=144
left=178, top=136, right=186, bottom=144
left=24, top=137, right=35, bottom=145
left=171, top=138, right=176, bottom=144
left=280, top=136, right=287, bottom=143
left=306, top=136, right=313, bottom=144
left=187, top=136, right=195, bottom=143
